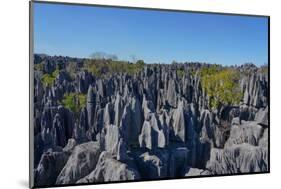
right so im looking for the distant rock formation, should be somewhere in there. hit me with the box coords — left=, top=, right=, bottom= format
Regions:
left=33, top=54, right=269, bottom=187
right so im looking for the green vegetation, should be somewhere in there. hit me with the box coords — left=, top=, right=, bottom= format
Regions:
left=65, top=62, right=78, bottom=80
left=199, top=64, right=221, bottom=76
left=83, top=59, right=145, bottom=77
left=83, top=59, right=100, bottom=76
left=61, top=92, right=86, bottom=113
left=260, top=65, right=268, bottom=75
left=190, top=69, right=197, bottom=77
left=176, top=68, right=185, bottom=78
left=34, top=63, right=43, bottom=71
left=41, top=69, right=60, bottom=87
left=200, top=65, right=242, bottom=109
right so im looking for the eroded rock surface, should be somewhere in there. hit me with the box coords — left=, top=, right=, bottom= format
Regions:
left=56, top=142, right=101, bottom=184
left=33, top=55, right=269, bottom=186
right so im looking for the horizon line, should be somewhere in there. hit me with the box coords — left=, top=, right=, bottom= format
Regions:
left=33, top=52, right=268, bottom=67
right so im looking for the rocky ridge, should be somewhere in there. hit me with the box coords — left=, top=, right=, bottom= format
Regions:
left=33, top=55, right=269, bottom=186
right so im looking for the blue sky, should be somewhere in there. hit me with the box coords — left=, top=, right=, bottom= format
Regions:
left=34, top=2, right=268, bottom=66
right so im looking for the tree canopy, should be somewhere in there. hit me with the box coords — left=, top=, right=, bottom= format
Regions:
left=61, top=92, right=86, bottom=113
left=200, top=66, right=242, bottom=109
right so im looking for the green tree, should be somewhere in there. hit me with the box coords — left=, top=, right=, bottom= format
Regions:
left=41, top=69, right=60, bottom=86
left=83, top=59, right=145, bottom=77
left=200, top=67, right=242, bottom=109
left=61, top=92, right=86, bottom=113
left=177, top=68, right=185, bottom=78
left=34, top=63, right=43, bottom=71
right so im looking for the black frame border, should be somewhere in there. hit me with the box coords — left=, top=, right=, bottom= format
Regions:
left=29, top=1, right=270, bottom=188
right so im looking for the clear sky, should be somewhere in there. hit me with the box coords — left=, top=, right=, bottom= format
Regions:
left=34, top=2, right=268, bottom=66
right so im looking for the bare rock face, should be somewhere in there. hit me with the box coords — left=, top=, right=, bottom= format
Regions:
left=139, top=120, right=153, bottom=149
left=206, top=143, right=268, bottom=174
left=119, top=104, right=132, bottom=143
left=128, top=97, right=143, bottom=146
left=255, top=106, right=268, bottom=127
left=200, top=109, right=213, bottom=141
left=117, top=138, right=130, bottom=162
left=73, top=122, right=87, bottom=144
left=171, top=101, right=186, bottom=142
left=63, top=139, right=77, bottom=154
left=239, top=105, right=257, bottom=122
left=56, top=142, right=101, bottom=185
left=259, top=128, right=268, bottom=148
left=77, top=152, right=140, bottom=183
left=114, top=93, right=124, bottom=127
left=73, top=108, right=88, bottom=144
left=76, top=70, right=93, bottom=93
left=35, top=151, right=69, bottom=186
left=138, top=113, right=166, bottom=150
left=86, top=86, right=96, bottom=132
left=60, top=106, right=75, bottom=140
left=136, top=151, right=168, bottom=179
left=167, top=78, right=178, bottom=108
left=169, top=147, right=190, bottom=177
left=41, top=127, right=55, bottom=151
left=184, top=167, right=211, bottom=177
left=105, top=124, right=120, bottom=155
left=103, top=102, right=114, bottom=126
left=43, top=60, right=56, bottom=74
left=142, top=95, right=155, bottom=119
left=33, top=55, right=269, bottom=185
left=93, top=108, right=104, bottom=135
left=225, top=121, right=263, bottom=147
left=241, top=73, right=268, bottom=108
left=205, top=104, right=269, bottom=175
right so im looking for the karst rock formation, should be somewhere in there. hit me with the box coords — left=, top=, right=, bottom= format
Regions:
left=32, top=54, right=269, bottom=187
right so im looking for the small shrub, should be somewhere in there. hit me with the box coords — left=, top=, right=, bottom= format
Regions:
left=83, top=59, right=145, bottom=77
left=177, top=68, right=185, bottom=78
left=61, top=92, right=86, bottom=113
left=41, top=69, right=59, bottom=86
left=200, top=66, right=242, bottom=109
left=34, top=63, right=43, bottom=71
left=260, top=65, right=268, bottom=75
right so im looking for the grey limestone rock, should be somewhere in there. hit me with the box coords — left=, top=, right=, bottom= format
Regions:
left=171, top=100, right=186, bottom=142
left=167, top=78, right=178, bottom=108
left=33, top=55, right=269, bottom=183
left=259, top=128, right=268, bottom=148
left=56, top=142, right=101, bottom=184
left=137, top=151, right=168, bottom=179
left=105, top=124, right=120, bottom=155
left=103, top=102, right=114, bottom=126
left=41, top=128, right=55, bottom=150
left=255, top=106, right=268, bottom=127
left=77, top=151, right=140, bottom=183
left=138, top=113, right=166, bottom=150
left=142, top=95, right=155, bottom=119
left=242, top=73, right=268, bottom=108
left=129, top=97, right=143, bottom=145
left=35, top=151, right=69, bottom=186
left=76, top=70, right=93, bottom=93
left=86, top=86, right=96, bottom=130
left=117, top=138, right=130, bottom=162
left=169, top=147, right=190, bottom=177
left=52, top=113, right=67, bottom=147
left=114, top=93, right=124, bottom=127
left=225, top=121, right=263, bottom=147
left=63, top=139, right=77, bottom=154
left=206, top=143, right=268, bottom=174
left=184, top=167, right=211, bottom=177
left=73, top=122, right=87, bottom=144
